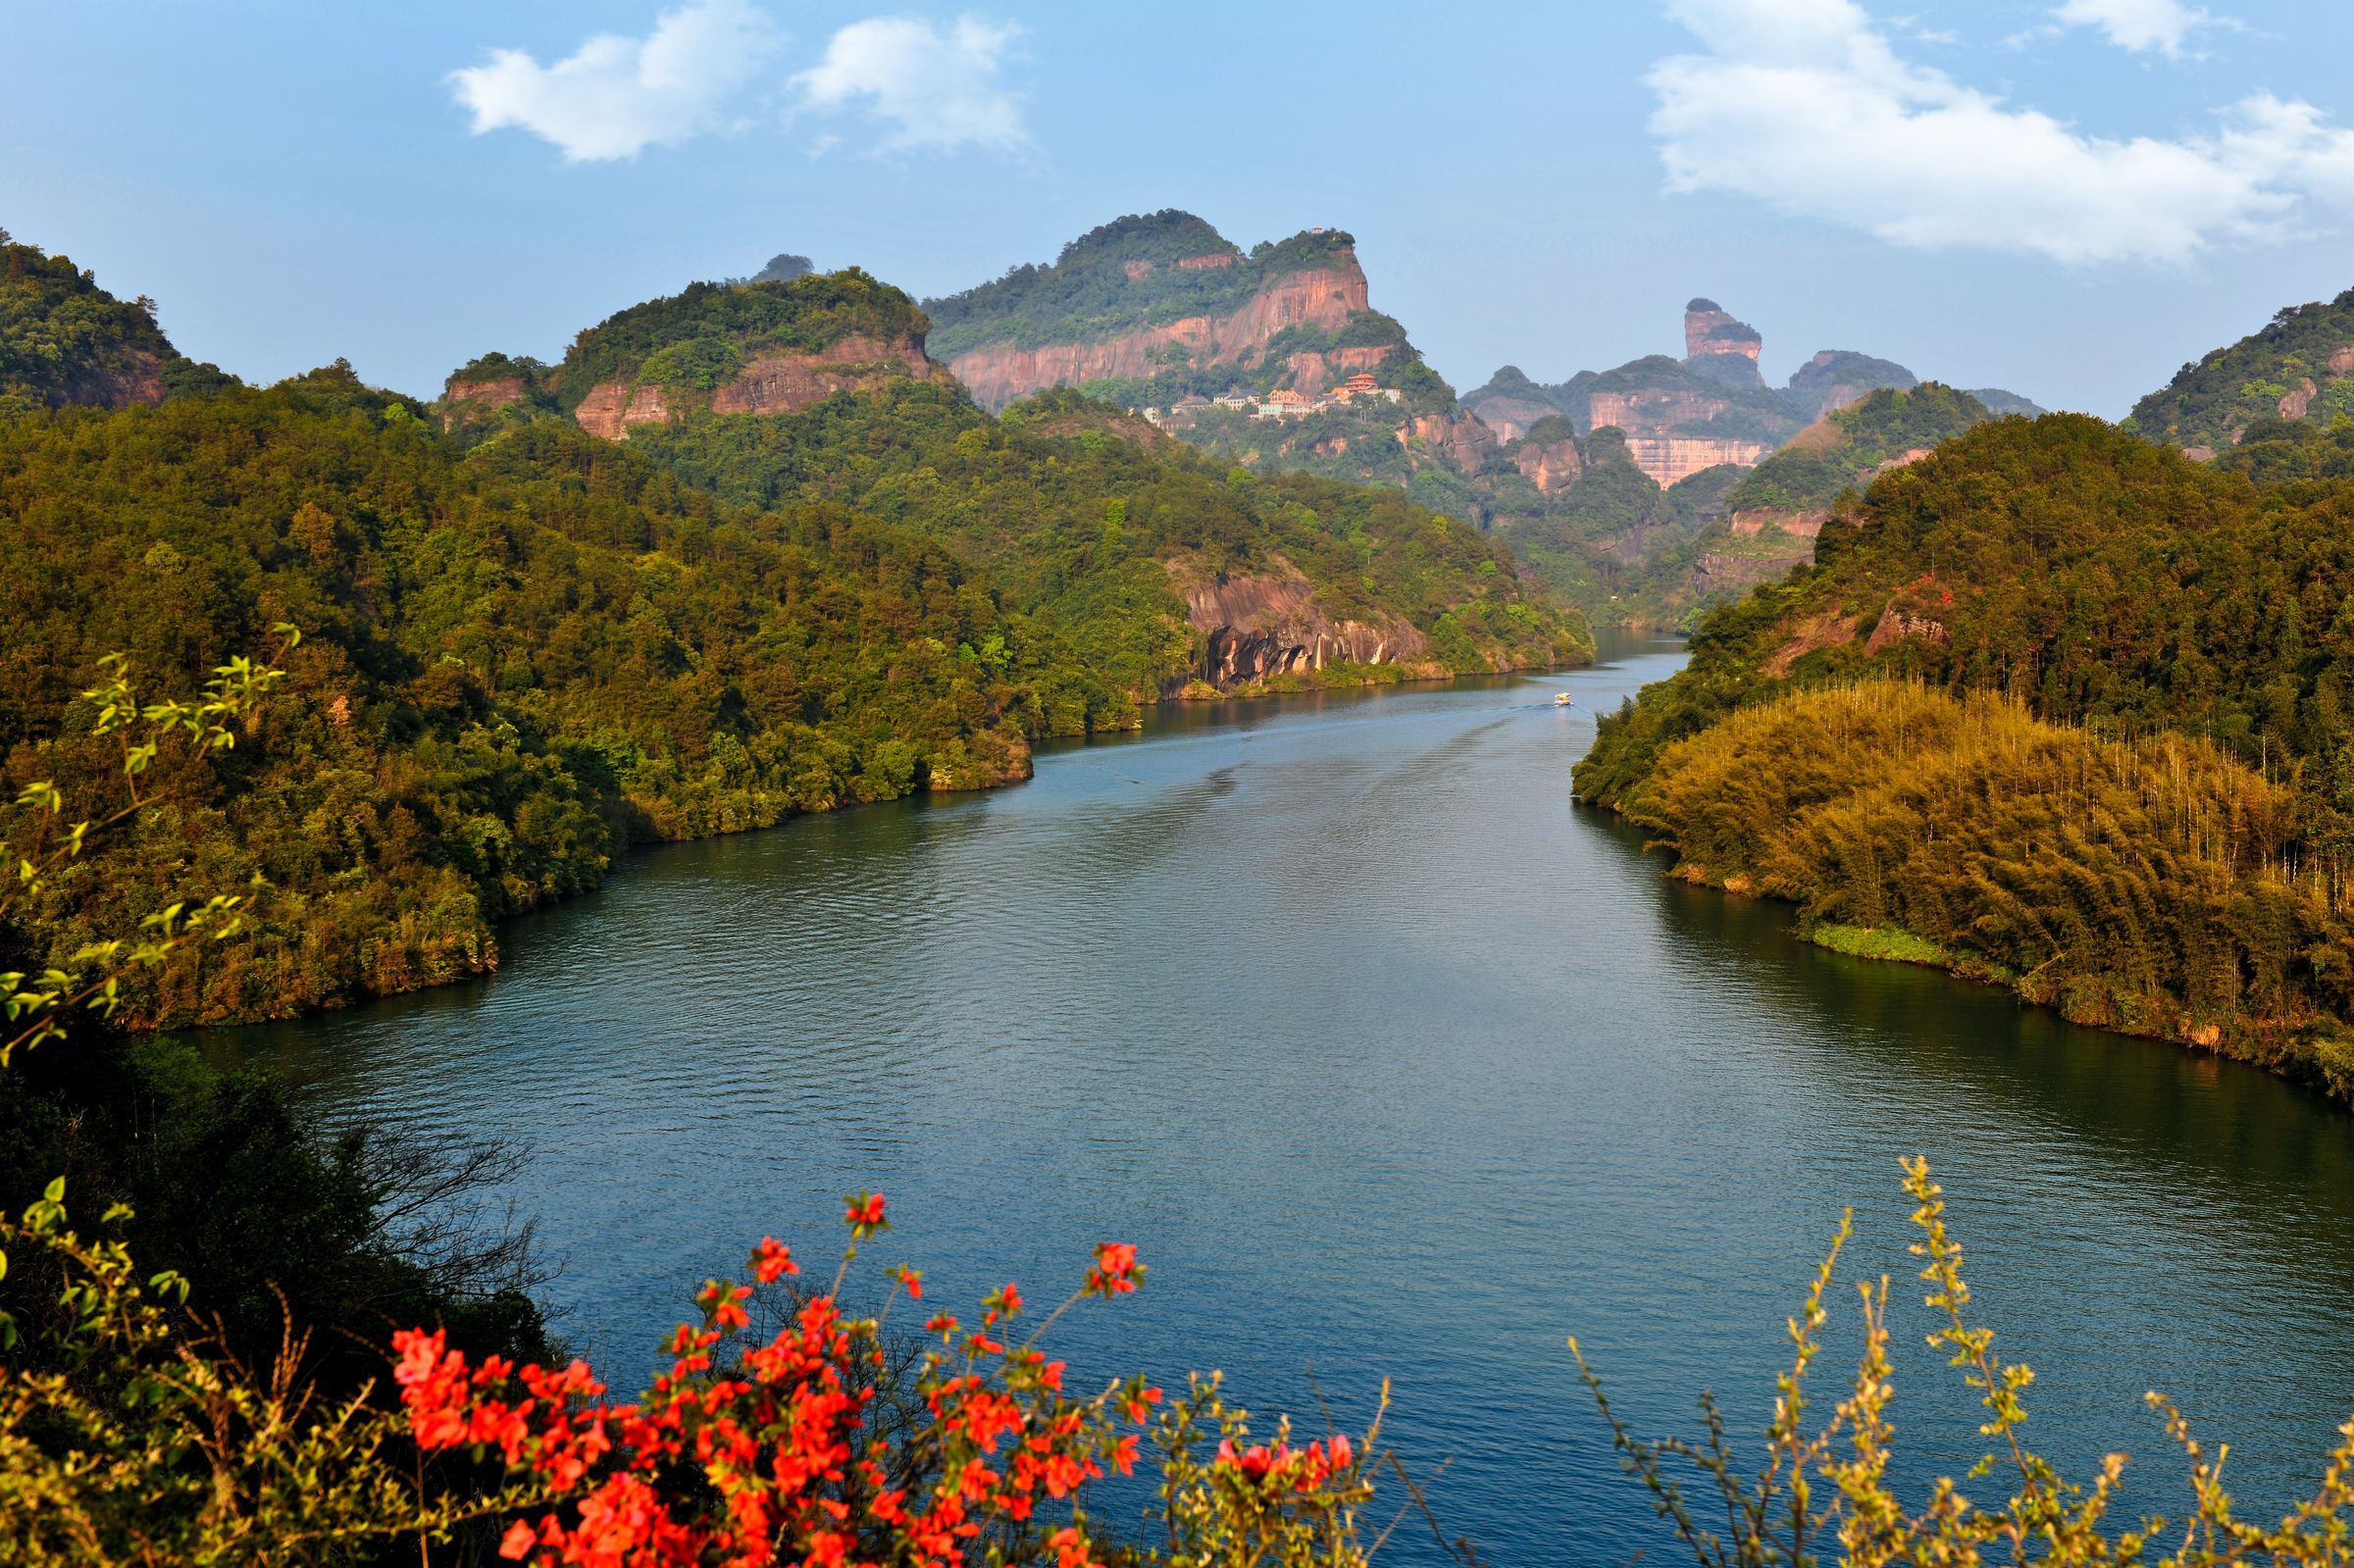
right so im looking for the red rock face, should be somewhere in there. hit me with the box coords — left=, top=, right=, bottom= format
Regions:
left=1512, top=433, right=1584, bottom=495
left=1694, top=538, right=1812, bottom=599
left=1865, top=603, right=1952, bottom=655
left=1619, top=435, right=1771, bottom=486
left=1589, top=388, right=1728, bottom=434
left=709, top=334, right=935, bottom=417
left=1684, top=301, right=1763, bottom=362
left=1729, top=509, right=1827, bottom=539
left=574, top=333, right=933, bottom=440
left=1169, top=562, right=1429, bottom=689
left=2282, top=378, right=2320, bottom=421
left=945, top=260, right=1370, bottom=411
left=574, top=382, right=672, bottom=441
left=1398, top=413, right=1497, bottom=474
left=1283, top=345, right=1391, bottom=392
left=441, top=375, right=527, bottom=430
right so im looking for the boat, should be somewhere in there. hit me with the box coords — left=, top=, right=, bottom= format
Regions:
left=1554, top=692, right=1573, bottom=707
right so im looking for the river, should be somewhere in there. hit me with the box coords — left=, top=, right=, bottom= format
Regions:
left=215, top=629, right=2354, bottom=1563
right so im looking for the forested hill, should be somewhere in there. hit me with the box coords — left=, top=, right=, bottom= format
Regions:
left=1719, top=383, right=1994, bottom=519
left=1573, top=412, right=2354, bottom=1095
left=442, top=268, right=938, bottom=439
left=0, top=238, right=1585, bottom=1027
left=442, top=267, right=1586, bottom=705
left=0, top=230, right=233, bottom=411
left=0, top=368, right=1093, bottom=1026
left=920, top=210, right=1355, bottom=359
left=2129, top=289, right=2354, bottom=455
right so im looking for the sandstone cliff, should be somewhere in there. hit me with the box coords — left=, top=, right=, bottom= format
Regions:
left=574, top=331, right=936, bottom=440
left=1685, top=298, right=1763, bottom=362
left=1510, top=427, right=1584, bottom=495
left=1618, top=435, right=1772, bottom=487
left=1168, top=560, right=1431, bottom=690
left=946, top=263, right=1367, bottom=411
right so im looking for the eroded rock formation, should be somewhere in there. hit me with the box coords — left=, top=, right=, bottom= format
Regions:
left=1685, top=299, right=1763, bottom=362
left=575, top=332, right=935, bottom=440
left=440, top=375, right=527, bottom=430
left=1170, top=562, right=1428, bottom=689
left=946, top=262, right=1369, bottom=411
left=1510, top=430, right=1584, bottom=495
left=1619, top=435, right=1772, bottom=487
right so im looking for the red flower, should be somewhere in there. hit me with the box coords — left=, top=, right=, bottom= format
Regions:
left=496, top=1520, right=538, bottom=1560
left=1085, top=1242, right=1142, bottom=1297
left=751, top=1237, right=798, bottom=1284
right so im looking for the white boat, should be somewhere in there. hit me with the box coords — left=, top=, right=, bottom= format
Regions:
left=1554, top=692, right=1573, bottom=707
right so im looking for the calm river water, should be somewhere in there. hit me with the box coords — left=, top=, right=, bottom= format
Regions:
left=217, top=630, right=2354, bottom=1563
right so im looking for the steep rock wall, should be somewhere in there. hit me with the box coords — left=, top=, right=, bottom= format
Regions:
left=1464, top=392, right=1557, bottom=443
left=1512, top=432, right=1584, bottom=495
left=441, top=375, right=527, bottom=430
left=1621, top=435, right=1772, bottom=487
left=1588, top=388, right=1728, bottom=435
left=945, top=262, right=1370, bottom=410
left=1400, top=412, right=1497, bottom=474
left=1169, top=562, right=1428, bottom=689
left=1728, top=509, right=1828, bottom=539
left=575, top=332, right=934, bottom=439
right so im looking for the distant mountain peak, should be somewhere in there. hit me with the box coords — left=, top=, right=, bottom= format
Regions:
left=1685, top=299, right=1763, bottom=363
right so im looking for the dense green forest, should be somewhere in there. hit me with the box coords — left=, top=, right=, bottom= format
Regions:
left=0, top=252, right=1585, bottom=1033
left=1576, top=411, right=2354, bottom=1086
left=2129, top=288, right=2354, bottom=451
left=1719, top=383, right=1993, bottom=514
left=449, top=266, right=928, bottom=420
left=626, top=382, right=1585, bottom=697
left=921, top=211, right=1357, bottom=357
left=0, top=368, right=1107, bottom=1028
left=0, top=231, right=232, bottom=411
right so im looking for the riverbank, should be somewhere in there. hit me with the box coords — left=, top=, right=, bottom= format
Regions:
left=1609, top=681, right=2354, bottom=1107
left=213, top=634, right=2354, bottom=1558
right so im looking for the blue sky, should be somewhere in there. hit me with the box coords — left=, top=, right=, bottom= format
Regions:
left=7, top=0, right=2353, bottom=414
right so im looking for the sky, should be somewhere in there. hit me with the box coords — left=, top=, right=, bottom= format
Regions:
left=7, top=0, right=2354, bottom=415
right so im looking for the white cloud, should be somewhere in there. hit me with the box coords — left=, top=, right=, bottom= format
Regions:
left=2052, top=0, right=2225, bottom=58
left=448, top=0, right=781, bottom=163
left=791, top=17, right=1026, bottom=154
left=1648, top=0, right=2354, bottom=265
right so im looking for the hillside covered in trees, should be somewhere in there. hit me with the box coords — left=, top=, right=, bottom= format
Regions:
left=1720, top=383, right=1995, bottom=517
left=0, top=230, right=232, bottom=412
left=2130, top=288, right=2354, bottom=454
left=1575, top=411, right=2354, bottom=1089
left=0, top=240, right=1586, bottom=1032
left=922, top=210, right=1357, bottom=359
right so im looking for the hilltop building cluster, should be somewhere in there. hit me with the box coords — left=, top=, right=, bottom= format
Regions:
left=1143, top=372, right=1404, bottom=427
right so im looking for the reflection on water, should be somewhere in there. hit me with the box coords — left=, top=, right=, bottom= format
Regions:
left=211, top=630, right=2354, bottom=1564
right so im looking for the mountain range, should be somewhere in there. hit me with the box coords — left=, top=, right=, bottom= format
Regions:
left=917, top=212, right=2042, bottom=628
